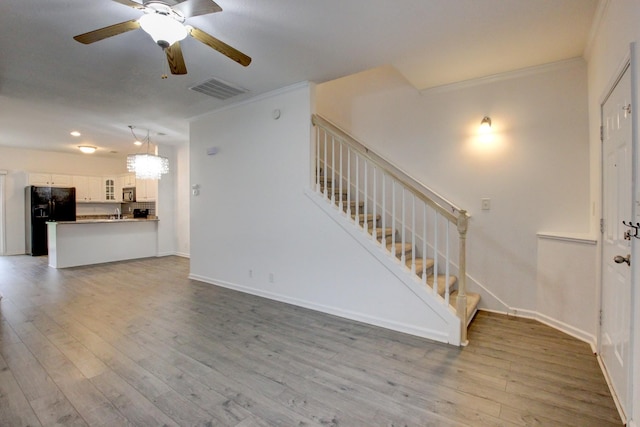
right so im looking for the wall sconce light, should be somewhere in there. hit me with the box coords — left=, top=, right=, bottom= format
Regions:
left=480, top=116, right=492, bottom=132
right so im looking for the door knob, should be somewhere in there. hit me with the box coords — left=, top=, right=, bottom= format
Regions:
left=614, top=254, right=631, bottom=266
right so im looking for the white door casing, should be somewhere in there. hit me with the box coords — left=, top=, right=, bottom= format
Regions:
left=601, top=64, right=632, bottom=419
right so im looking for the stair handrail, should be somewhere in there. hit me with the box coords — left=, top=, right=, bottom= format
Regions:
left=312, top=113, right=471, bottom=344
left=312, top=114, right=466, bottom=221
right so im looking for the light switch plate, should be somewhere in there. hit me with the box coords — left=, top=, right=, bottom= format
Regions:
left=481, top=198, right=491, bottom=211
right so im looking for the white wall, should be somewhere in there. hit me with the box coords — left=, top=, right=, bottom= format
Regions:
left=316, top=61, right=591, bottom=317
left=536, top=234, right=598, bottom=345
left=175, top=143, right=190, bottom=257
left=586, top=2, right=640, bottom=425
left=189, top=83, right=459, bottom=343
left=157, top=144, right=177, bottom=256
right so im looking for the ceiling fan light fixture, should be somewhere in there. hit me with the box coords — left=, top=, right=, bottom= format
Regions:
left=138, top=13, right=187, bottom=48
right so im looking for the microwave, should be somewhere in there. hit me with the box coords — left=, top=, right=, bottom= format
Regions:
left=122, top=187, right=136, bottom=202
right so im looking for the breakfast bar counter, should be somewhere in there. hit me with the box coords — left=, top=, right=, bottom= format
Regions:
left=47, top=218, right=158, bottom=268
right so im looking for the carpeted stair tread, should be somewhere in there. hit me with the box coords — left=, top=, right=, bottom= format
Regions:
left=449, top=291, right=481, bottom=325
left=342, top=201, right=365, bottom=213
left=407, top=257, right=435, bottom=275
left=352, top=213, right=381, bottom=224
left=372, top=227, right=394, bottom=240
left=387, top=242, right=412, bottom=256
left=322, top=187, right=348, bottom=197
left=427, top=274, right=457, bottom=296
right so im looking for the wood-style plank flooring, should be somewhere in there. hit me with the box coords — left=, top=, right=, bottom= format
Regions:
left=0, top=255, right=622, bottom=426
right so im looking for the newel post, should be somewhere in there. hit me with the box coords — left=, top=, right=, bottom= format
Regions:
left=456, top=210, right=469, bottom=346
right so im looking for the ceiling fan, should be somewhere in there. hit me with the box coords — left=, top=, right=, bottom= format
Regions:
left=73, top=0, right=251, bottom=75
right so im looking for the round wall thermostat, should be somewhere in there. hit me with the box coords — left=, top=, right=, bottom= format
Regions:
left=272, top=109, right=281, bottom=120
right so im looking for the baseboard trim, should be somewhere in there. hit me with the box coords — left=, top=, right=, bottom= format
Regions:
left=173, top=251, right=190, bottom=258
left=156, top=251, right=190, bottom=258
left=189, top=273, right=452, bottom=344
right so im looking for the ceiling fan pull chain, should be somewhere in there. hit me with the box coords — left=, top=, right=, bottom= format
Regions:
left=161, top=51, right=168, bottom=79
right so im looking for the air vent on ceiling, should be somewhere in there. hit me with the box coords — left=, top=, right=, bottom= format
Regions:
left=189, top=77, right=248, bottom=100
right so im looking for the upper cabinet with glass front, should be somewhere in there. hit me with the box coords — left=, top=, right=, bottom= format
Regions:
left=104, top=177, right=117, bottom=202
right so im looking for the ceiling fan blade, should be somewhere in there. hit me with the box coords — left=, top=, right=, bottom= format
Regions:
left=172, top=0, right=222, bottom=18
left=111, top=0, right=145, bottom=10
left=73, top=20, right=141, bottom=44
left=188, top=26, right=251, bottom=67
left=166, top=42, right=188, bottom=75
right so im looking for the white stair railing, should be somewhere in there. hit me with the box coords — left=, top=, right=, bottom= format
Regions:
left=312, top=114, right=471, bottom=343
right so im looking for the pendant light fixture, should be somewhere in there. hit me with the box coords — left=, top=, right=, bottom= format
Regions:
left=126, top=126, right=169, bottom=180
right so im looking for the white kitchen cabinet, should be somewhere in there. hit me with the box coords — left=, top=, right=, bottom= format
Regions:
left=136, top=178, right=157, bottom=201
left=29, top=173, right=73, bottom=187
left=73, top=176, right=103, bottom=202
left=120, top=173, right=136, bottom=188
left=103, top=176, right=118, bottom=202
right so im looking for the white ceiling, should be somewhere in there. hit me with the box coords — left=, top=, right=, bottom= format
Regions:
left=0, top=0, right=598, bottom=158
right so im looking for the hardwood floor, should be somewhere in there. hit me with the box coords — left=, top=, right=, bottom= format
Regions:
left=0, top=255, right=621, bottom=426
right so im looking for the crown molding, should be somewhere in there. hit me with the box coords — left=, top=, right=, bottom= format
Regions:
left=583, top=0, right=610, bottom=60
left=419, top=57, right=585, bottom=96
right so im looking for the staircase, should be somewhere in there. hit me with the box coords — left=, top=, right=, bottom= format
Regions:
left=311, top=114, right=480, bottom=345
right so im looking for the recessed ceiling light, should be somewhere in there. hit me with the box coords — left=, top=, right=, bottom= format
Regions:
left=78, top=145, right=97, bottom=154
left=134, top=140, right=143, bottom=146
left=70, top=131, right=81, bottom=137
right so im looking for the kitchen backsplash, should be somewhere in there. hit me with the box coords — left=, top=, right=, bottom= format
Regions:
left=122, top=201, right=156, bottom=216
left=76, top=201, right=156, bottom=218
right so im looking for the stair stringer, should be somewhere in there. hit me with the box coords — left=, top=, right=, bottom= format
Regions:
left=305, top=188, right=462, bottom=345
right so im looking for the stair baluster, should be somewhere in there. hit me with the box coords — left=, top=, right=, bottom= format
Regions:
left=381, top=173, right=386, bottom=248
left=444, top=219, right=450, bottom=306
left=323, top=132, right=328, bottom=199
left=411, top=194, right=416, bottom=275
left=433, top=211, right=439, bottom=295
left=422, top=206, right=428, bottom=286
left=391, top=182, right=396, bottom=257
left=363, top=161, right=368, bottom=232
left=346, top=148, right=351, bottom=217
left=338, top=141, right=344, bottom=212
left=356, top=156, right=361, bottom=225
left=372, top=167, right=377, bottom=242
left=315, top=126, right=321, bottom=192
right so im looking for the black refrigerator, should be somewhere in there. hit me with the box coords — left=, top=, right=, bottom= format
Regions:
left=26, top=186, right=76, bottom=256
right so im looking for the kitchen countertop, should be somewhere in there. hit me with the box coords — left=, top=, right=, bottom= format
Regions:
left=49, top=218, right=159, bottom=224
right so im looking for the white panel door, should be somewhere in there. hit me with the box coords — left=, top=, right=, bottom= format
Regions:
left=601, top=65, right=632, bottom=417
